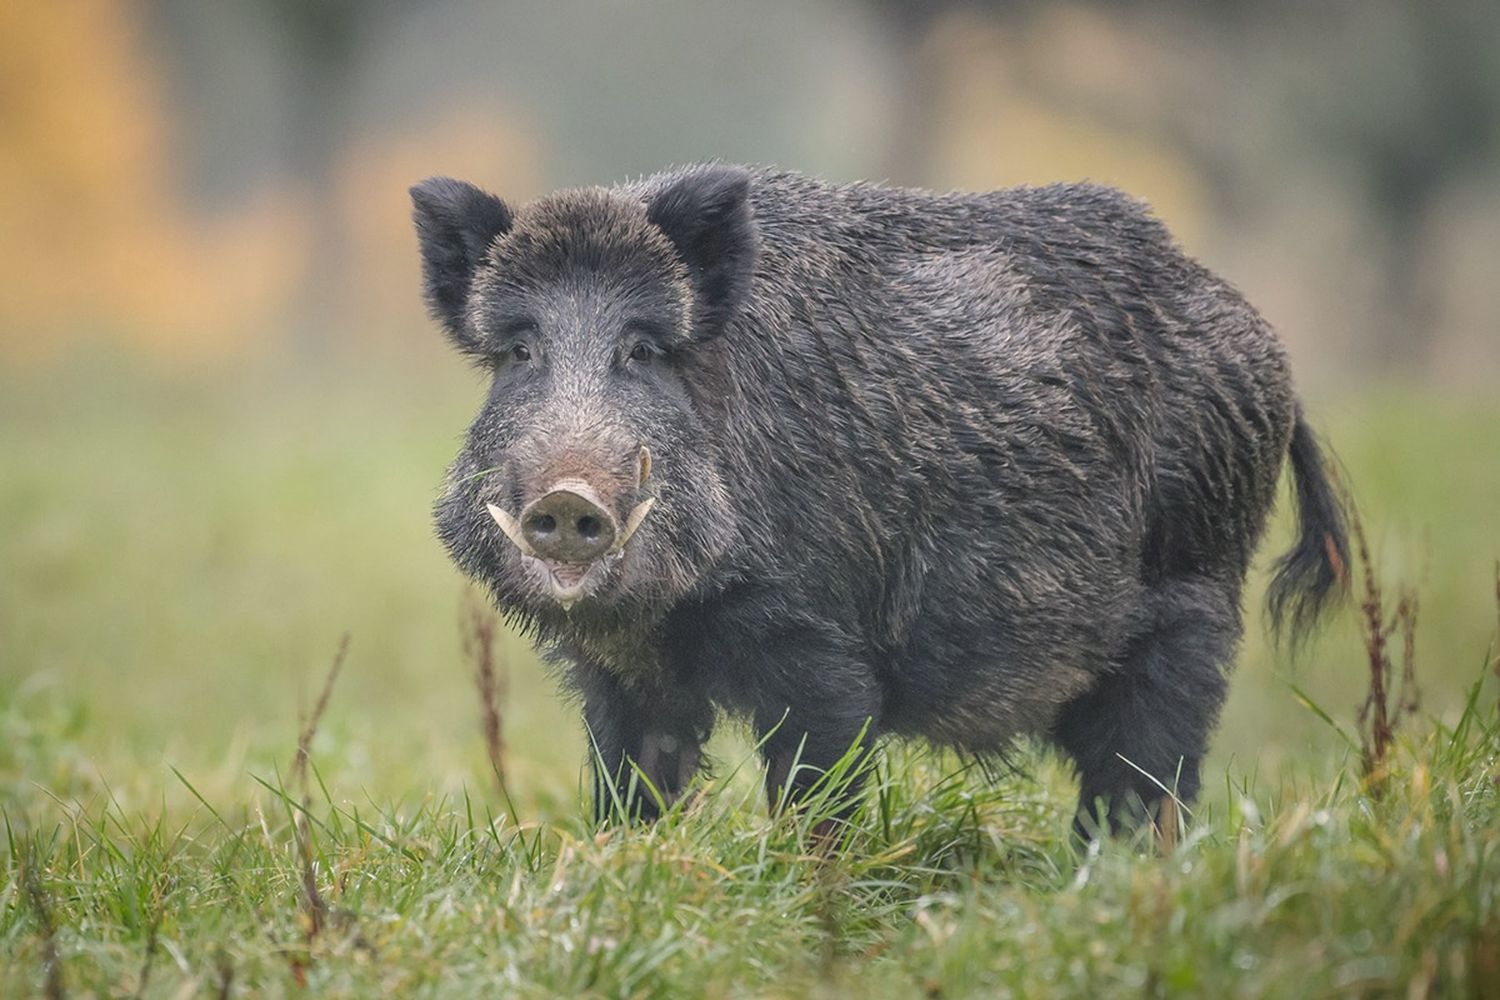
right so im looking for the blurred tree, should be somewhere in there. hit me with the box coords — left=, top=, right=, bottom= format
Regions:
left=1283, top=0, right=1500, bottom=367
left=243, top=0, right=372, bottom=346
left=148, top=0, right=404, bottom=347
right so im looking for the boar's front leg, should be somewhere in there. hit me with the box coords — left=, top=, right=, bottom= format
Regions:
left=741, top=630, right=883, bottom=830
left=573, top=661, right=713, bottom=824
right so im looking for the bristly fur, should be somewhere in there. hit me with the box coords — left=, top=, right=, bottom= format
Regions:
left=412, top=163, right=1349, bottom=835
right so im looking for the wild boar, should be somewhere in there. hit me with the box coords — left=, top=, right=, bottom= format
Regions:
left=411, top=164, right=1346, bottom=836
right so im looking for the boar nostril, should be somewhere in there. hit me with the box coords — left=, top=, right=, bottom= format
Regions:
left=577, top=515, right=602, bottom=541
left=533, top=514, right=557, bottom=535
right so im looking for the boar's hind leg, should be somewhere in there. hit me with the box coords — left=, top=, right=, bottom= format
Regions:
left=576, top=664, right=712, bottom=825
left=1049, top=578, right=1240, bottom=841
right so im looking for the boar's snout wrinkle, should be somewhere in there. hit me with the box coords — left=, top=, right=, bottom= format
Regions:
left=411, top=163, right=1349, bottom=837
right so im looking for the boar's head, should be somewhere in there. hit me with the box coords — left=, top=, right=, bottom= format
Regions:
left=411, top=165, right=755, bottom=623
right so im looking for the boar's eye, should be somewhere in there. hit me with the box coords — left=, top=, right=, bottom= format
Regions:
left=495, top=319, right=536, bottom=366
left=629, top=341, right=656, bottom=363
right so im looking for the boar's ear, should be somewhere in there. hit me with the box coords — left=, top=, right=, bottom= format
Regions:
left=410, top=177, right=513, bottom=343
left=645, top=164, right=758, bottom=340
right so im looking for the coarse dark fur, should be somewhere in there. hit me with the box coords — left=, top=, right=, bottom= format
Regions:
left=411, top=163, right=1349, bottom=837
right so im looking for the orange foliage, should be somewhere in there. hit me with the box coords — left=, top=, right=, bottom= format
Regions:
left=0, top=0, right=307, bottom=363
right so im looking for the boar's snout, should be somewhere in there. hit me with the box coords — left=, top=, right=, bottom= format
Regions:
left=481, top=443, right=659, bottom=610
left=520, top=482, right=617, bottom=563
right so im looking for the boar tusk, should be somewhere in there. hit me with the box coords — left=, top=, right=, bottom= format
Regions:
left=637, top=446, right=652, bottom=486
left=485, top=503, right=535, bottom=556
left=612, top=497, right=656, bottom=553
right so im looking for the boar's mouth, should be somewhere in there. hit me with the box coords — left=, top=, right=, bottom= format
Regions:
left=523, top=552, right=612, bottom=611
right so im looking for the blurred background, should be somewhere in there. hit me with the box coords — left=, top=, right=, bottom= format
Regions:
left=2, top=0, right=1498, bottom=812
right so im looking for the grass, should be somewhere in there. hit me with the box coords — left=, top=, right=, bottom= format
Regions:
left=4, top=678, right=1499, bottom=996
left=2, top=354, right=1499, bottom=995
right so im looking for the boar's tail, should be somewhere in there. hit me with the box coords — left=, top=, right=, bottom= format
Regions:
left=1266, top=407, right=1351, bottom=645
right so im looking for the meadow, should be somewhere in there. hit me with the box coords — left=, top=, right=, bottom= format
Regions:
left=2, top=355, right=1498, bottom=996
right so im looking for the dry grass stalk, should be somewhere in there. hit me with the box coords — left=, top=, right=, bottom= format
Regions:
left=129, top=908, right=162, bottom=1000
left=463, top=589, right=510, bottom=795
left=1154, top=797, right=1180, bottom=854
left=288, top=634, right=349, bottom=980
left=214, top=952, right=235, bottom=1000
left=1346, top=505, right=1421, bottom=794
left=291, top=632, right=350, bottom=785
